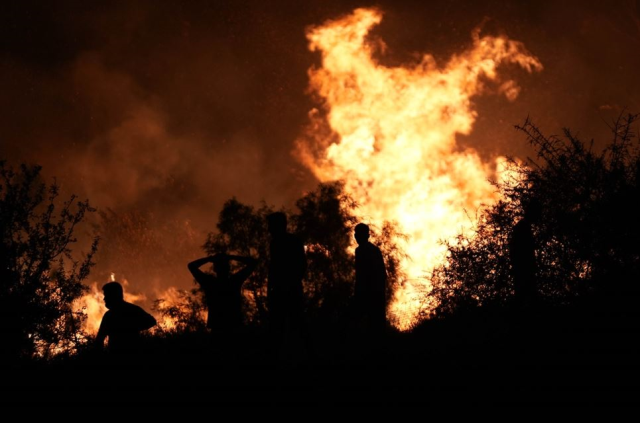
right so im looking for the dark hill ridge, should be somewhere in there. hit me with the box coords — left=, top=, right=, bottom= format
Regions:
left=2, top=299, right=639, bottom=406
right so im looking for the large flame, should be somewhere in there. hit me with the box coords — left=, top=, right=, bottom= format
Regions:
left=296, top=8, right=542, bottom=330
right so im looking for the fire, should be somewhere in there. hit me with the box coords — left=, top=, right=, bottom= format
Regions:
left=77, top=282, right=108, bottom=335
left=296, top=8, right=542, bottom=329
left=150, top=286, right=205, bottom=332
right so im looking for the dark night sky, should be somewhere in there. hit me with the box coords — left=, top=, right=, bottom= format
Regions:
left=1, top=1, right=639, bottom=293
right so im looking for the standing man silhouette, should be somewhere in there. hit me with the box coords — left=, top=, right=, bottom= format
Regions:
left=188, top=253, right=257, bottom=336
left=509, top=199, right=542, bottom=310
left=354, top=223, right=388, bottom=337
left=95, top=281, right=157, bottom=355
left=266, top=212, right=306, bottom=357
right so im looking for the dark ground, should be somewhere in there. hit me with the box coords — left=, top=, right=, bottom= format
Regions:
left=2, top=301, right=639, bottom=407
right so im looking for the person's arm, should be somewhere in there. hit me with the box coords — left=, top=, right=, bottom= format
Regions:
left=137, top=308, right=157, bottom=331
left=95, top=313, right=109, bottom=348
left=188, top=256, right=215, bottom=280
left=126, top=303, right=157, bottom=332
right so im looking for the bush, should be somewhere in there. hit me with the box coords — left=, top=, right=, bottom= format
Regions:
left=0, top=161, right=98, bottom=359
left=428, top=112, right=640, bottom=318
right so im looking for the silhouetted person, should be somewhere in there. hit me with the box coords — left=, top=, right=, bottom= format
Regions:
left=95, top=281, right=157, bottom=355
left=509, top=199, right=543, bottom=310
left=188, top=253, right=257, bottom=336
left=266, top=212, right=307, bottom=358
left=354, top=223, right=388, bottom=336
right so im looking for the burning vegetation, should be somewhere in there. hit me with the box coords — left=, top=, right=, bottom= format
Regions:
left=2, top=8, right=640, bottom=364
left=296, top=8, right=542, bottom=328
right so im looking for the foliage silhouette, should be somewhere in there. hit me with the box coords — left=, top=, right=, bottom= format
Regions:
left=0, top=161, right=98, bottom=360
left=428, top=112, right=640, bottom=318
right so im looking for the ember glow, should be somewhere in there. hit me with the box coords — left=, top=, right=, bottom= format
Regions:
left=297, top=8, right=542, bottom=329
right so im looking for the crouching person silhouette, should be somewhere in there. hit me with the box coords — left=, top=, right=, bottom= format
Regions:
left=95, top=281, right=157, bottom=360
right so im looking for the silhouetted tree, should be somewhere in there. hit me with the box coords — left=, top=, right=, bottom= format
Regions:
left=428, top=112, right=640, bottom=318
left=292, top=182, right=358, bottom=324
left=0, top=161, right=98, bottom=360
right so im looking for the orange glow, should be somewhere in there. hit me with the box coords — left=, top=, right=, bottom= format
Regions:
left=76, top=282, right=107, bottom=335
left=150, top=286, right=208, bottom=332
left=296, top=8, right=542, bottom=330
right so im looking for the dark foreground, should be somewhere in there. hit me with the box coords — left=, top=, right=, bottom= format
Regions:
left=2, top=303, right=639, bottom=406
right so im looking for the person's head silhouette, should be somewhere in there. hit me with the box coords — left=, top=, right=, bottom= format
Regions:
left=212, top=255, right=230, bottom=278
left=523, top=198, right=542, bottom=223
left=102, top=281, right=124, bottom=310
left=267, top=212, right=287, bottom=238
left=354, top=223, right=370, bottom=246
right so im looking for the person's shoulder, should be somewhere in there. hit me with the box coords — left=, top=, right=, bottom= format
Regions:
left=365, top=241, right=381, bottom=252
left=372, top=243, right=384, bottom=260
left=122, top=301, right=147, bottom=313
left=356, top=242, right=381, bottom=257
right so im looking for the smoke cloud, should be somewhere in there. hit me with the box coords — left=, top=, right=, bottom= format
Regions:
left=1, top=1, right=639, bottom=310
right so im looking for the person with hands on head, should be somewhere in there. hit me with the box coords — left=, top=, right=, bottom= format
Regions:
left=187, top=253, right=257, bottom=335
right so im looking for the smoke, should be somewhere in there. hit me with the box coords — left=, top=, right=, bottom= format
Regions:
left=0, top=2, right=319, bottom=308
left=62, top=50, right=310, bottom=310
left=1, top=1, right=639, bottom=315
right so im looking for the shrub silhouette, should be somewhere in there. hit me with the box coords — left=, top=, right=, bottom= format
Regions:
left=0, top=161, right=98, bottom=360
left=428, top=112, right=640, bottom=318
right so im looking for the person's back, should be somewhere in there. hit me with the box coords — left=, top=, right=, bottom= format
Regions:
left=267, top=213, right=306, bottom=314
left=269, top=232, right=306, bottom=306
left=99, top=301, right=157, bottom=352
left=206, top=273, right=243, bottom=329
